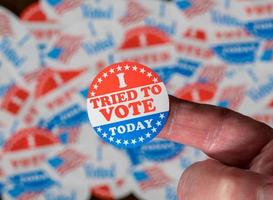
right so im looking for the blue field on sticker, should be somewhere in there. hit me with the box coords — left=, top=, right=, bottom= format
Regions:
left=8, top=170, right=57, bottom=198
left=126, top=139, right=184, bottom=165
left=213, top=42, right=259, bottom=64
left=245, top=19, right=273, bottom=40
left=48, top=47, right=63, bottom=59
left=94, top=111, right=169, bottom=148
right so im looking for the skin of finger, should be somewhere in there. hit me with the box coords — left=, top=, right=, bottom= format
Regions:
left=177, top=159, right=273, bottom=200
left=159, top=96, right=273, bottom=167
left=251, top=140, right=273, bottom=175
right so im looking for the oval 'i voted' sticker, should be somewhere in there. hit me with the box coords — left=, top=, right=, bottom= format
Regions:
left=87, top=62, right=169, bottom=148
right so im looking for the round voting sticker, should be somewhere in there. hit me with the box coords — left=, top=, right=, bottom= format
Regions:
left=87, top=62, right=169, bottom=148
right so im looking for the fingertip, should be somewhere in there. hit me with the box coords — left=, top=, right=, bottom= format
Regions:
left=159, top=95, right=273, bottom=167
left=177, top=159, right=270, bottom=200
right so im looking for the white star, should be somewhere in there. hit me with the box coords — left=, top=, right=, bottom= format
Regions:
left=131, top=139, right=137, bottom=144
left=102, top=132, right=107, bottom=138
left=146, top=133, right=151, bottom=138
left=103, top=72, right=108, bottom=78
left=124, top=65, right=130, bottom=70
left=152, top=127, right=157, bottom=133
left=140, top=68, right=145, bottom=74
left=109, top=68, right=115, bottom=74
left=97, top=78, right=102, bottom=83
left=97, top=127, right=102, bottom=132
left=117, top=65, right=122, bottom=71
left=93, top=84, right=98, bottom=90
left=116, top=139, right=121, bottom=144
left=159, top=113, right=165, bottom=119
left=109, top=136, right=114, bottom=142
left=139, top=137, right=144, bottom=142
left=123, top=140, right=129, bottom=145
left=132, top=66, right=137, bottom=71
left=156, top=121, right=162, bottom=126
left=152, top=77, right=158, bottom=83
left=90, top=91, right=95, bottom=97
left=147, top=72, right=152, bottom=78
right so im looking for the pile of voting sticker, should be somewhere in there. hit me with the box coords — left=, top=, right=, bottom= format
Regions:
left=1, top=0, right=273, bottom=199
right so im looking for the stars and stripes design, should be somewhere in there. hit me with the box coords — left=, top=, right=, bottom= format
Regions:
left=217, top=85, right=245, bottom=109
left=57, top=126, right=80, bottom=144
left=133, top=166, right=171, bottom=191
left=176, top=0, right=214, bottom=18
left=261, top=41, right=273, bottom=61
left=197, top=64, right=226, bottom=84
left=47, top=0, right=83, bottom=15
left=48, top=148, right=87, bottom=175
left=47, top=34, right=82, bottom=63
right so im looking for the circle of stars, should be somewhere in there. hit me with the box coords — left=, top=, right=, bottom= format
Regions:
left=89, top=63, right=159, bottom=97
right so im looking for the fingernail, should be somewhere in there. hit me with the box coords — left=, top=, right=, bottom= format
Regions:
left=261, top=184, right=273, bottom=200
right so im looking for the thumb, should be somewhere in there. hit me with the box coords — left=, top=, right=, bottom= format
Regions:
left=178, top=159, right=273, bottom=200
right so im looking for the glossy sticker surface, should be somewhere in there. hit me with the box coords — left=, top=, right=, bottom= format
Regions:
left=87, top=62, right=169, bottom=148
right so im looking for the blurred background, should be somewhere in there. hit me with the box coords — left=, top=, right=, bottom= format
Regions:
left=1, top=0, right=273, bottom=199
